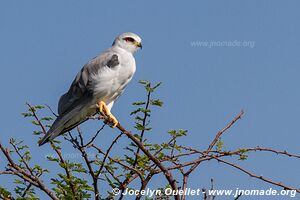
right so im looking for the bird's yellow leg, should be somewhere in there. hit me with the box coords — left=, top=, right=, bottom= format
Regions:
left=97, top=101, right=118, bottom=128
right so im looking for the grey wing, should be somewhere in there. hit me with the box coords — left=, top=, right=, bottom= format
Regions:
left=58, top=66, right=90, bottom=115
left=58, top=52, right=120, bottom=115
left=38, top=52, right=120, bottom=146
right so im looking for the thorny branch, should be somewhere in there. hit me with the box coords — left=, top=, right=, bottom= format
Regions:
left=66, top=129, right=101, bottom=200
left=133, top=88, right=151, bottom=167
left=0, top=142, right=59, bottom=200
left=213, top=156, right=300, bottom=192
left=1, top=101, right=299, bottom=200
left=99, top=110, right=299, bottom=200
left=115, top=123, right=180, bottom=200
left=111, top=111, right=299, bottom=199
left=65, top=123, right=121, bottom=200
left=26, top=103, right=78, bottom=200
left=207, top=110, right=244, bottom=152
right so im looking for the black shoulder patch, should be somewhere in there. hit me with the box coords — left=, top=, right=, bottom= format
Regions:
left=107, top=54, right=119, bottom=68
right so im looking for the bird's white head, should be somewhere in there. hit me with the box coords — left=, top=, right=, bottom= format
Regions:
left=112, top=32, right=142, bottom=54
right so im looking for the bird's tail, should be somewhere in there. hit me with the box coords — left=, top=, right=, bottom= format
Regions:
left=38, top=107, right=87, bottom=146
left=38, top=116, right=65, bottom=146
left=38, top=133, right=55, bottom=146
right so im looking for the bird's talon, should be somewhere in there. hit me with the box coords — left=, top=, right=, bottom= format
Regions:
left=107, top=114, right=118, bottom=128
left=97, top=101, right=107, bottom=114
left=97, top=101, right=118, bottom=128
left=111, top=119, right=118, bottom=128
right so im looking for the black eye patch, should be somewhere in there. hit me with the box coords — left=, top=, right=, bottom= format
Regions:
left=123, top=37, right=135, bottom=43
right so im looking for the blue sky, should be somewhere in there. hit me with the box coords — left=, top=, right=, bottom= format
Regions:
left=0, top=1, right=299, bottom=199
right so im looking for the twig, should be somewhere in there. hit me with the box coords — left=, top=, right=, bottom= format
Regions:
left=133, top=89, right=151, bottom=168
left=0, top=171, right=15, bottom=175
left=210, top=178, right=216, bottom=200
left=67, top=131, right=100, bottom=200
left=95, top=132, right=123, bottom=177
left=185, top=111, right=244, bottom=176
left=181, top=174, right=189, bottom=200
left=9, top=140, right=33, bottom=176
left=214, top=156, right=300, bottom=192
left=207, top=110, right=244, bottom=152
left=26, top=103, right=78, bottom=199
left=136, top=174, right=153, bottom=200
left=21, top=182, right=32, bottom=197
left=115, top=123, right=180, bottom=200
left=0, top=142, right=59, bottom=200
left=91, top=145, right=144, bottom=180
left=9, top=141, right=37, bottom=198
left=44, top=104, right=58, bottom=117
left=232, top=147, right=300, bottom=159
left=105, top=165, right=122, bottom=186
left=83, top=124, right=106, bottom=148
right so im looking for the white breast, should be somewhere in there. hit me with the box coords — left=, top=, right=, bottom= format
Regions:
left=90, top=48, right=136, bottom=105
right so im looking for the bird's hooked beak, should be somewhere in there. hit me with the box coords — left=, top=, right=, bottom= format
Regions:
left=134, top=41, right=142, bottom=49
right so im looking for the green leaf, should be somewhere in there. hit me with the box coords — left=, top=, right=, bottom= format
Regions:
left=239, top=154, right=248, bottom=160
left=14, top=179, right=24, bottom=185
left=138, top=80, right=150, bottom=85
left=47, top=155, right=59, bottom=162
left=130, top=109, right=141, bottom=115
left=239, top=149, right=249, bottom=153
left=41, top=117, right=53, bottom=121
left=157, top=152, right=165, bottom=160
left=34, top=105, right=45, bottom=109
left=0, top=187, right=12, bottom=199
left=149, top=144, right=161, bottom=151
left=31, top=120, right=40, bottom=126
left=168, top=130, right=177, bottom=137
left=21, top=112, right=33, bottom=117
left=150, top=99, right=163, bottom=107
left=33, top=131, right=43, bottom=135
left=104, top=174, right=115, bottom=188
left=134, top=122, right=145, bottom=131
left=145, top=86, right=154, bottom=93
left=125, top=155, right=135, bottom=165
left=134, top=116, right=144, bottom=121
left=178, top=129, right=188, bottom=137
left=216, top=139, right=224, bottom=151
left=17, top=145, right=29, bottom=151
left=133, top=134, right=142, bottom=140
left=132, top=101, right=146, bottom=105
left=130, top=108, right=151, bottom=116
left=152, top=82, right=162, bottom=90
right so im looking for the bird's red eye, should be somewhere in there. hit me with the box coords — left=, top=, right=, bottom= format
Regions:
left=123, top=37, right=135, bottom=43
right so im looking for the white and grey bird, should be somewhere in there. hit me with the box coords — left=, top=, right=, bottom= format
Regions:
left=38, top=32, right=142, bottom=146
